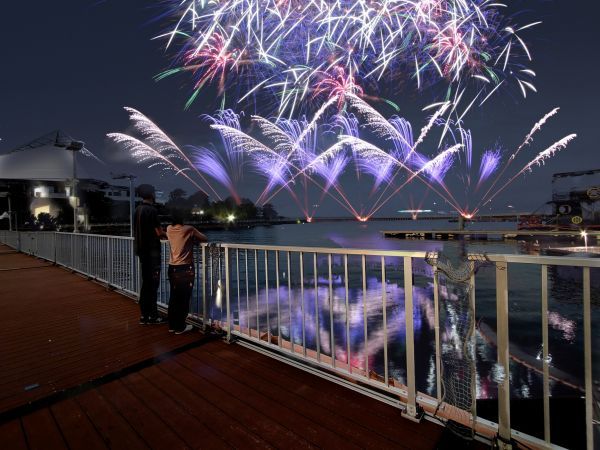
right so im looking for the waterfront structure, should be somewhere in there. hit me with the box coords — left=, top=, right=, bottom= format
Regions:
left=551, top=169, right=600, bottom=229
left=1, top=230, right=597, bottom=449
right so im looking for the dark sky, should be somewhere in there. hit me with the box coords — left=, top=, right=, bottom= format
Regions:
left=0, top=1, right=597, bottom=216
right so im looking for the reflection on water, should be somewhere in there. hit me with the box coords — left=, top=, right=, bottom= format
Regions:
left=196, top=221, right=598, bottom=408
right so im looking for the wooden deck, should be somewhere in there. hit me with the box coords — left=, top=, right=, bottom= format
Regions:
left=0, top=245, right=200, bottom=414
left=0, top=245, right=486, bottom=449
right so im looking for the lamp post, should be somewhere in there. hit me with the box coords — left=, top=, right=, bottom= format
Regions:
left=65, top=141, right=84, bottom=233
left=111, top=173, right=137, bottom=237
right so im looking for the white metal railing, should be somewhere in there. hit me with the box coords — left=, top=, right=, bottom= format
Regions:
left=0, top=230, right=598, bottom=449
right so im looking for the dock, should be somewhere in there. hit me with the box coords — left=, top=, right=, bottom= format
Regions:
left=0, top=244, right=467, bottom=449
left=382, top=229, right=600, bottom=241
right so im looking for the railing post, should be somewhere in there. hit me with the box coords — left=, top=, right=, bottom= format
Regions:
left=583, top=267, right=593, bottom=450
left=541, top=265, right=550, bottom=445
left=202, top=245, right=207, bottom=330
left=328, top=253, right=335, bottom=368
left=433, top=269, right=442, bottom=402
left=275, top=250, right=281, bottom=348
left=403, top=256, right=419, bottom=421
left=362, top=255, right=369, bottom=377
left=495, top=260, right=512, bottom=448
left=469, top=263, right=477, bottom=429
left=70, top=233, right=74, bottom=269
left=300, top=251, right=306, bottom=357
left=382, top=257, right=388, bottom=386
left=224, top=246, right=232, bottom=342
left=107, top=237, right=113, bottom=287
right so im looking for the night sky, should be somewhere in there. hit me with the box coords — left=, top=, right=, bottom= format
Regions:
left=0, top=0, right=597, bottom=216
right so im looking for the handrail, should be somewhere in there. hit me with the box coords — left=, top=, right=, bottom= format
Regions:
left=219, top=242, right=429, bottom=257
left=0, top=229, right=595, bottom=450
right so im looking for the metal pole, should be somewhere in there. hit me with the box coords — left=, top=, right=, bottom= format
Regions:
left=583, top=267, right=593, bottom=450
left=129, top=177, right=134, bottom=237
left=7, top=195, right=12, bottom=232
left=541, top=265, right=550, bottom=444
left=495, top=261, right=511, bottom=447
left=403, top=256, right=417, bottom=418
left=72, top=149, right=78, bottom=233
left=225, top=247, right=231, bottom=342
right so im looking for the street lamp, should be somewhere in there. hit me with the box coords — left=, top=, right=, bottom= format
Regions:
left=65, top=140, right=84, bottom=233
left=111, top=173, right=137, bottom=237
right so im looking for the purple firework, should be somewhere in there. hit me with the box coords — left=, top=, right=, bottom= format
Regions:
left=476, top=147, right=502, bottom=190
left=192, top=147, right=240, bottom=203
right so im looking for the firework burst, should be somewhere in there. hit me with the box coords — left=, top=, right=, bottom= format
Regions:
left=157, top=0, right=540, bottom=116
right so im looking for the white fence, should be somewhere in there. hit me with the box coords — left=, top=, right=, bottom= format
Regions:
left=0, top=230, right=598, bottom=450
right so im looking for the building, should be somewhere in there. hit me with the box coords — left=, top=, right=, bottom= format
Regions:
left=550, top=169, right=600, bottom=228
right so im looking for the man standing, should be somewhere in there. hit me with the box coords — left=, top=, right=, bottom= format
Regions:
left=134, top=184, right=165, bottom=324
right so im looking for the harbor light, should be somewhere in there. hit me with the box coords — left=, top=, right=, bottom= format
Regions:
left=227, top=213, right=235, bottom=223
left=581, top=230, right=588, bottom=250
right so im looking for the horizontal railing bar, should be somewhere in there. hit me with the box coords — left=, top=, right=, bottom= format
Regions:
left=14, top=233, right=599, bottom=268
left=218, top=242, right=428, bottom=258
left=479, top=253, right=600, bottom=267
left=54, top=231, right=133, bottom=240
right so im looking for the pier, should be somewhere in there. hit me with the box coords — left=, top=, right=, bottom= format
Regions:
left=1, top=231, right=598, bottom=449
left=0, top=243, right=463, bottom=449
left=382, top=229, right=600, bottom=242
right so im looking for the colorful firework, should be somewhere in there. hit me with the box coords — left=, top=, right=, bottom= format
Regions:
left=157, top=0, right=540, bottom=116
left=337, top=95, right=576, bottom=218
left=109, top=96, right=575, bottom=220
left=107, top=108, right=222, bottom=199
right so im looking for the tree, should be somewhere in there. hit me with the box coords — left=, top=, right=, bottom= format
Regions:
left=237, top=198, right=258, bottom=220
left=188, top=190, right=210, bottom=209
left=36, top=212, right=57, bottom=230
left=261, top=203, right=279, bottom=221
left=168, top=188, right=187, bottom=206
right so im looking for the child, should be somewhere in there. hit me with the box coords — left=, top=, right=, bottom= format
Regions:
left=166, top=209, right=207, bottom=334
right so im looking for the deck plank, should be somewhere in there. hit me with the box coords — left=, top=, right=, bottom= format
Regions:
left=0, top=418, right=28, bottom=450
left=147, top=362, right=291, bottom=448
left=174, top=350, right=361, bottom=449
left=21, top=408, right=68, bottom=450
left=74, top=389, right=149, bottom=450
left=204, top=342, right=444, bottom=448
left=121, top=371, right=230, bottom=449
left=0, top=250, right=198, bottom=413
left=51, top=398, right=108, bottom=450
left=187, top=345, right=407, bottom=449
left=98, top=380, right=190, bottom=450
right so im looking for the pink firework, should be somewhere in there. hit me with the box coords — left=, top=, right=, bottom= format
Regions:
left=431, top=23, right=476, bottom=80
left=185, top=33, right=242, bottom=94
left=414, top=0, right=446, bottom=23
left=313, top=66, right=364, bottom=109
